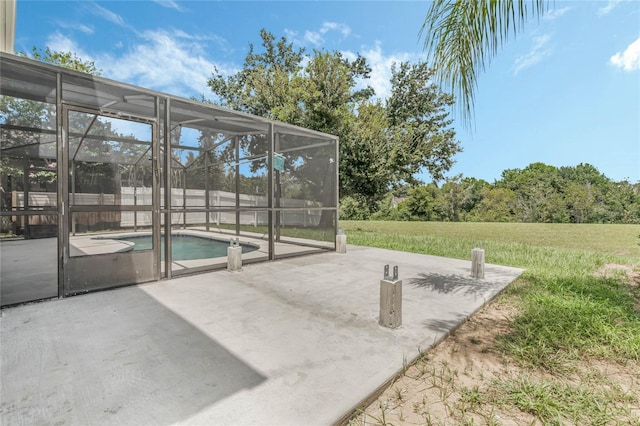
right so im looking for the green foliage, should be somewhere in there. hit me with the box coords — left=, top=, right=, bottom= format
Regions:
left=498, top=162, right=568, bottom=222
left=339, top=195, right=371, bottom=220
left=469, top=187, right=516, bottom=222
left=386, top=62, right=462, bottom=183
left=370, top=193, right=412, bottom=221
left=405, top=183, right=441, bottom=220
left=208, top=29, right=461, bottom=208
left=382, top=162, right=640, bottom=224
left=25, top=46, right=101, bottom=75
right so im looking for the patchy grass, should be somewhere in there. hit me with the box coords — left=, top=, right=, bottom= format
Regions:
left=344, top=221, right=640, bottom=425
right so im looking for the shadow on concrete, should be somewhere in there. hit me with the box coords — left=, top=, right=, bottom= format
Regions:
left=0, top=237, right=59, bottom=306
left=421, top=315, right=467, bottom=334
left=1, top=286, right=266, bottom=425
left=409, top=273, right=496, bottom=296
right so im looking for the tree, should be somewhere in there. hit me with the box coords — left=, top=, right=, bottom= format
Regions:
left=421, top=0, right=548, bottom=123
left=434, top=175, right=489, bottom=221
left=208, top=30, right=461, bottom=209
left=405, top=184, right=442, bottom=221
left=559, top=163, right=609, bottom=223
left=605, top=180, right=640, bottom=224
left=498, top=162, right=567, bottom=222
left=29, top=47, right=101, bottom=75
left=340, top=101, right=393, bottom=209
left=386, top=62, right=462, bottom=184
left=208, top=29, right=306, bottom=121
left=469, top=187, right=516, bottom=222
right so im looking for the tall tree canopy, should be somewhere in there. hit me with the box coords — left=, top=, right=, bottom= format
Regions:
left=421, top=0, right=548, bottom=124
left=208, top=29, right=461, bottom=208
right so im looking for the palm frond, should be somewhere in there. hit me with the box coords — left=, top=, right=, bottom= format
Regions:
left=420, top=0, right=548, bottom=127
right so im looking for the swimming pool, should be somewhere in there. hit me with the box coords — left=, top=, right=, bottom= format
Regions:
left=114, top=234, right=258, bottom=261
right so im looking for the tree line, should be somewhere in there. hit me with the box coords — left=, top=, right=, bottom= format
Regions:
left=341, top=162, right=640, bottom=224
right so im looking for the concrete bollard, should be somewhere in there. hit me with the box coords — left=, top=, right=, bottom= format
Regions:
left=471, top=246, right=485, bottom=279
left=379, top=265, right=402, bottom=328
left=336, top=228, right=347, bottom=253
left=227, top=238, right=242, bottom=271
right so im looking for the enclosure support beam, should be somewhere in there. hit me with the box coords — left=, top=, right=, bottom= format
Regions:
left=268, top=123, right=274, bottom=260
left=334, top=136, right=340, bottom=249
left=204, top=150, right=209, bottom=232
left=163, top=97, right=172, bottom=280
left=21, top=159, right=29, bottom=234
left=133, top=165, right=138, bottom=232
left=152, top=96, right=161, bottom=281
left=235, top=135, right=240, bottom=236
left=70, top=159, right=75, bottom=235
left=182, top=167, right=186, bottom=229
left=274, top=133, right=281, bottom=242
left=57, top=73, right=68, bottom=297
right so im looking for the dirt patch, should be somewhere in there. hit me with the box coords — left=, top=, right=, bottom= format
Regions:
left=595, top=263, right=640, bottom=287
left=349, top=292, right=640, bottom=425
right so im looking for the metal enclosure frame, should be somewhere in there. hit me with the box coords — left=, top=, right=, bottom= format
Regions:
left=0, top=53, right=339, bottom=307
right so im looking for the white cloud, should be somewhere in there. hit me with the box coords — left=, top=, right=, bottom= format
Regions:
left=320, top=22, right=351, bottom=38
left=304, top=30, right=323, bottom=46
left=610, top=37, right=640, bottom=71
left=284, top=29, right=299, bottom=43
left=543, top=6, right=571, bottom=21
left=343, top=42, right=416, bottom=101
left=598, top=0, right=622, bottom=16
left=56, top=21, right=94, bottom=35
left=98, top=30, right=235, bottom=97
left=91, top=3, right=127, bottom=27
left=76, top=24, right=94, bottom=35
left=46, top=32, right=93, bottom=60
left=293, top=22, right=352, bottom=46
left=171, top=29, right=233, bottom=53
left=47, top=30, right=235, bottom=98
left=152, top=0, right=185, bottom=12
left=512, top=34, right=552, bottom=75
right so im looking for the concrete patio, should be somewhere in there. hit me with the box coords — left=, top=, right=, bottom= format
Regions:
left=0, top=245, right=523, bottom=425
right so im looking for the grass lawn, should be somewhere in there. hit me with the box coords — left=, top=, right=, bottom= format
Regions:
left=344, top=221, right=640, bottom=425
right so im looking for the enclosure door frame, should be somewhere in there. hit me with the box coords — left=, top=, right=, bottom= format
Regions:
left=61, top=104, right=160, bottom=295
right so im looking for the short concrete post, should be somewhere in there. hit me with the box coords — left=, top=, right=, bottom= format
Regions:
left=336, top=228, right=347, bottom=253
left=379, top=265, right=402, bottom=328
left=471, top=244, right=485, bottom=279
left=227, top=238, right=242, bottom=271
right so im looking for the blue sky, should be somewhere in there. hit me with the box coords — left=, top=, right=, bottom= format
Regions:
left=13, top=0, right=640, bottom=184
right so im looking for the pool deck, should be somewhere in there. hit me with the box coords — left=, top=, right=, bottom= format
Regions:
left=70, top=228, right=333, bottom=270
left=0, top=244, right=523, bottom=425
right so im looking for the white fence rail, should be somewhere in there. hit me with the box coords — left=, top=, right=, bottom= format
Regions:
left=15, top=188, right=323, bottom=227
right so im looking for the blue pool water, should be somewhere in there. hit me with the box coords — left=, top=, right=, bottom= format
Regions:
left=115, top=234, right=258, bottom=261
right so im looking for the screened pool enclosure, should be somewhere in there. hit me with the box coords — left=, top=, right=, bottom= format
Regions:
left=0, top=53, right=339, bottom=307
